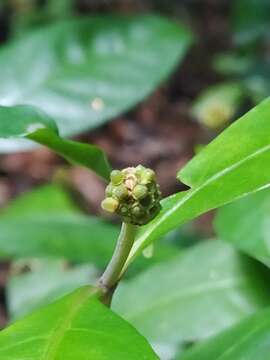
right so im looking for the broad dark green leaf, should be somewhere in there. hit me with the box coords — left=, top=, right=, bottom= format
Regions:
left=0, top=105, right=111, bottom=180
left=215, top=187, right=270, bottom=267
left=113, top=240, right=270, bottom=358
left=7, top=260, right=98, bottom=321
left=0, top=184, right=118, bottom=265
left=0, top=15, right=192, bottom=151
left=181, top=306, right=270, bottom=360
left=124, top=97, right=270, bottom=270
left=0, top=287, right=158, bottom=359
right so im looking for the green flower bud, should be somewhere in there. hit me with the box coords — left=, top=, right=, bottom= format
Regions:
left=110, top=170, right=124, bottom=185
left=101, top=197, right=119, bottom=213
left=145, top=169, right=155, bottom=180
left=114, top=184, right=129, bottom=200
left=132, top=184, right=148, bottom=200
left=101, top=165, right=162, bottom=225
left=135, top=165, right=145, bottom=177
left=119, top=206, right=129, bottom=215
left=131, top=205, right=145, bottom=218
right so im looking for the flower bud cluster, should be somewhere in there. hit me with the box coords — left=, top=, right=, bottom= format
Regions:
left=101, top=165, right=162, bottom=225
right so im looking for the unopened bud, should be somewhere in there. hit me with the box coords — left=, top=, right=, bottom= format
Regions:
left=101, top=165, right=162, bottom=225
left=114, top=184, right=129, bottom=200
left=133, top=184, right=148, bottom=200
left=110, top=170, right=124, bottom=185
left=101, top=197, right=119, bottom=213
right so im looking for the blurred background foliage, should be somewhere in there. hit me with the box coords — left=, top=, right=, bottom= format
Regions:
left=0, top=1, right=270, bottom=360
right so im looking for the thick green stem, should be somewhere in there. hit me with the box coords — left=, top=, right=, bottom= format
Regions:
left=98, top=223, right=136, bottom=297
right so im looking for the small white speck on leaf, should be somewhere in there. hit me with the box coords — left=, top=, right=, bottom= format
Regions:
left=91, top=97, right=104, bottom=111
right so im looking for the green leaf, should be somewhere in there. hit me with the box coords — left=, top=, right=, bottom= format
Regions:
left=0, top=185, right=119, bottom=265
left=0, top=184, right=179, bottom=271
left=0, top=104, right=111, bottom=180
left=2, top=183, right=78, bottom=217
left=46, top=0, right=74, bottom=17
left=181, top=306, right=270, bottom=360
left=213, top=52, right=270, bottom=105
left=0, top=15, right=192, bottom=151
left=242, top=61, right=270, bottom=104
left=0, top=287, right=158, bottom=359
left=215, top=187, right=270, bottom=267
left=213, top=52, right=255, bottom=76
left=232, top=0, right=270, bottom=45
left=7, top=260, right=98, bottom=321
left=0, top=104, right=57, bottom=136
left=124, top=97, right=270, bottom=269
left=113, top=240, right=270, bottom=357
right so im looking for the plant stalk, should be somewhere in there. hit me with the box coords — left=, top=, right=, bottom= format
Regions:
left=98, top=222, right=136, bottom=305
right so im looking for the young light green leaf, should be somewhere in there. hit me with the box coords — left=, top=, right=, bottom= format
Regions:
left=181, top=306, right=270, bottom=360
left=0, top=185, right=119, bottom=265
left=0, top=15, right=192, bottom=150
left=213, top=52, right=255, bottom=76
left=192, top=82, right=244, bottom=129
left=124, top=97, right=270, bottom=270
left=7, top=261, right=98, bottom=321
left=0, top=105, right=111, bottom=180
left=215, top=187, right=270, bottom=267
left=114, top=240, right=270, bottom=358
left=0, top=287, right=158, bottom=359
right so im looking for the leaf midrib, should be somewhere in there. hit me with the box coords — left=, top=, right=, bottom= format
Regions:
left=40, top=287, right=93, bottom=360
left=123, top=275, right=247, bottom=322
left=127, top=143, right=270, bottom=266
left=215, top=315, right=270, bottom=360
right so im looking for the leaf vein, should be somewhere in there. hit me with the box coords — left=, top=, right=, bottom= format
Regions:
left=129, top=143, right=270, bottom=263
left=125, top=276, right=247, bottom=321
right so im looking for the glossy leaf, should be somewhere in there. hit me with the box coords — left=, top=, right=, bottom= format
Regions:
left=181, top=306, right=270, bottom=360
left=0, top=105, right=111, bottom=180
left=124, top=97, right=270, bottom=269
left=7, top=260, right=98, bottom=321
left=215, top=187, right=270, bottom=267
left=0, top=15, right=192, bottom=151
left=0, top=185, right=119, bottom=265
left=0, top=287, right=158, bottom=359
left=113, top=240, right=270, bottom=357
